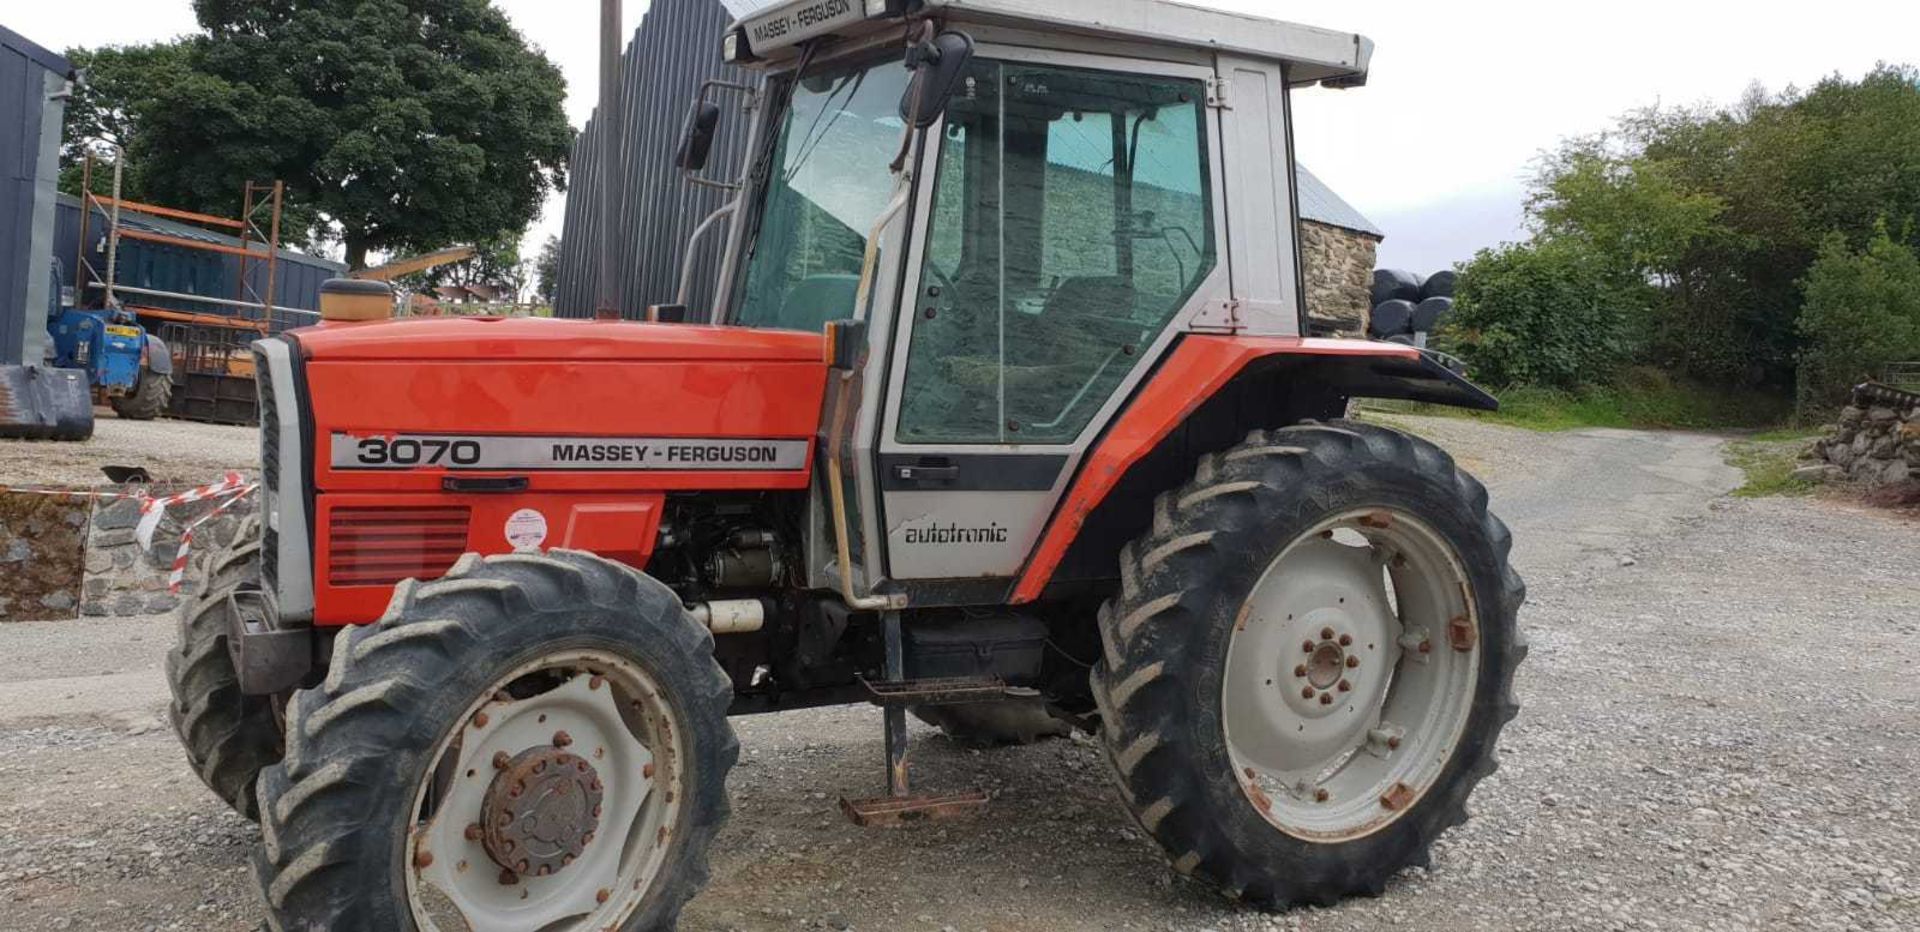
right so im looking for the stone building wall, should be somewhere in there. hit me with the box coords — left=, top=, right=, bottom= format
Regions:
left=1300, top=219, right=1382, bottom=335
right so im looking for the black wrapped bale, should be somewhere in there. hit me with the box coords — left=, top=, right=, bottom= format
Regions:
left=1422, top=270, right=1458, bottom=300
left=1371, top=269, right=1423, bottom=307
left=1369, top=299, right=1416, bottom=339
left=1413, top=296, right=1455, bottom=334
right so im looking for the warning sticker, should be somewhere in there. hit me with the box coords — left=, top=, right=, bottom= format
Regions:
left=505, top=509, right=549, bottom=552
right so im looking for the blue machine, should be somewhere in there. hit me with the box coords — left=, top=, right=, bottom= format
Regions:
left=43, top=258, right=173, bottom=419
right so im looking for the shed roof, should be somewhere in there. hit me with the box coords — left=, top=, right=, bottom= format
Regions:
left=0, top=22, right=74, bottom=79
left=1297, top=165, right=1383, bottom=239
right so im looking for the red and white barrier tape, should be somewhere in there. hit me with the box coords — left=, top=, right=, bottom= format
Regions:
left=0, top=471, right=258, bottom=594
left=166, top=484, right=259, bottom=594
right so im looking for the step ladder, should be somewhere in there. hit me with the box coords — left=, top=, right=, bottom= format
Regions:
left=839, top=611, right=996, bottom=826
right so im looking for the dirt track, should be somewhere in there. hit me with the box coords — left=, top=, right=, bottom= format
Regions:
left=1, top=415, right=1916, bottom=931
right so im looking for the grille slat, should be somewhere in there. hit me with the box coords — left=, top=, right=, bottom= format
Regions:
left=327, top=506, right=471, bottom=588
left=254, top=348, right=281, bottom=594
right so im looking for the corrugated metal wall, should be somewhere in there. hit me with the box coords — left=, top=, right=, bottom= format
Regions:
left=555, top=0, right=764, bottom=320
left=1, top=25, right=71, bottom=367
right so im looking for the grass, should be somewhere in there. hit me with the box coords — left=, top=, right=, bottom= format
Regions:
left=1365, top=368, right=1796, bottom=433
left=1724, top=432, right=1823, bottom=498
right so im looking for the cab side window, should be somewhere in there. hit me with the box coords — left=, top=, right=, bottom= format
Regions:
left=899, top=61, right=1216, bottom=445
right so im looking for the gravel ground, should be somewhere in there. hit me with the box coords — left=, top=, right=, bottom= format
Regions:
left=0, top=416, right=1915, bottom=931
left=0, top=414, right=257, bottom=488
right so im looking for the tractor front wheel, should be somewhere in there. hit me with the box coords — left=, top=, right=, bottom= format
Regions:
left=165, top=514, right=282, bottom=821
left=252, top=550, right=738, bottom=931
left=1092, top=421, right=1526, bottom=907
left=110, top=365, right=171, bottom=420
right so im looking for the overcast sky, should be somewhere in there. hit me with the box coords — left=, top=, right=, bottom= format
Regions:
left=10, top=1, right=1919, bottom=273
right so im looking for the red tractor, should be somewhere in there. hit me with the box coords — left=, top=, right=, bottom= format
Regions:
left=167, top=2, right=1525, bottom=928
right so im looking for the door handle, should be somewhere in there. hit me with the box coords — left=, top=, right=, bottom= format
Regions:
left=894, top=461, right=960, bottom=483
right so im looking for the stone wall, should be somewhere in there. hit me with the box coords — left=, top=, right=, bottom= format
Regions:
left=1300, top=220, right=1382, bottom=335
left=1802, top=396, right=1919, bottom=487
left=0, top=484, right=256, bottom=622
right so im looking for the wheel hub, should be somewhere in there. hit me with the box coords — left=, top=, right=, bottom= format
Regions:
left=1304, top=639, right=1348, bottom=690
left=480, top=746, right=605, bottom=878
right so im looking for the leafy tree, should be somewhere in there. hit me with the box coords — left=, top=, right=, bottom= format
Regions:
left=91, top=0, right=571, bottom=267
left=533, top=235, right=561, bottom=307
left=1441, top=241, right=1635, bottom=390
left=1796, top=226, right=1920, bottom=410
left=58, top=44, right=191, bottom=200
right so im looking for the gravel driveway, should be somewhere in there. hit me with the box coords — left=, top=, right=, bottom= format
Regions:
left=0, top=416, right=1914, bottom=931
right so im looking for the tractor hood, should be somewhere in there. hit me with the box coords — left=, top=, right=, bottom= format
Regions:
left=296, top=316, right=825, bottom=363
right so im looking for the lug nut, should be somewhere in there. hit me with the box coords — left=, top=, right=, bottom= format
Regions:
left=1294, top=665, right=1309, bottom=678
left=589, top=675, right=606, bottom=690
left=1388, top=736, right=1402, bottom=750
left=553, top=730, right=573, bottom=748
left=1314, top=788, right=1330, bottom=802
left=1347, top=656, right=1360, bottom=668
left=1321, top=627, right=1336, bottom=640
left=597, top=888, right=611, bottom=904
left=1338, top=680, right=1352, bottom=692
left=1301, top=687, right=1315, bottom=699
left=1339, top=634, right=1353, bottom=647
left=492, top=751, right=511, bottom=770
left=498, top=869, right=519, bottom=886
left=413, top=848, right=434, bottom=869
left=464, top=823, right=483, bottom=842
left=471, top=711, right=490, bottom=728
left=1302, top=640, right=1315, bottom=653
left=1319, top=693, right=1334, bottom=705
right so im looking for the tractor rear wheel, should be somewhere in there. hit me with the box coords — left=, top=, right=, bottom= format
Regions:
left=1092, top=421, right=1525, bottom=907
left=110, top=365, right=171, bottom=420
left=912, top=695, right=1074, bottom=748
left=165, top=514, right=282, bottom=821
left=252, top=551, right=738, bottom=932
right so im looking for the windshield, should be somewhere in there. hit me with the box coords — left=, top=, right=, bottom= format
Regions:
left=733, top=58, right=912, bottom=332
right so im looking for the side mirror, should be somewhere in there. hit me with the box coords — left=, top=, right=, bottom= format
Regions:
left=898, top=31, right=975, bottom=130
left=676, top=101, right=723, bottom=172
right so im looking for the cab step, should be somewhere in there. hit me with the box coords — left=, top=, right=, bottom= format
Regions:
left=859, top=674, right=1008, bottom=707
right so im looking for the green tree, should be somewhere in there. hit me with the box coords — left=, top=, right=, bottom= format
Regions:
left=1796, top=227, right=1920, bottom=411
left=533, top=235, right=561, bottom=307
left=1441, top=241, right=1635, bottom=390
left=58, top=44, right=192, bottom=200
left=102, top=0, right=571, bottom=267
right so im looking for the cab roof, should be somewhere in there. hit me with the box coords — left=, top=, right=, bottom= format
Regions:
left=731, top=0, right=1372, bottom=88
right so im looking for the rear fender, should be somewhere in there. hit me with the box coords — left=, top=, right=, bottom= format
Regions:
left=1010, top=337, right=1496, bottom=603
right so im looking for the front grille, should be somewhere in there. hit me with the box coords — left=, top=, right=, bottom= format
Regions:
left=255, top=349, right=280, bottom=593
left=327, top=507, right=472, bottom=587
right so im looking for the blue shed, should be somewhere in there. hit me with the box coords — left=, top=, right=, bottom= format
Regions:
left=0, top=22, right=73, bottom=368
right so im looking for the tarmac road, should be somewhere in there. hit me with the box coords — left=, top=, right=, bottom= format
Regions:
left=0, top=415, right=1915, bottom=931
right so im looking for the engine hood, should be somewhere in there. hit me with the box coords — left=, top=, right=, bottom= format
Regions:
left=295, top=316, right=825, bottom=363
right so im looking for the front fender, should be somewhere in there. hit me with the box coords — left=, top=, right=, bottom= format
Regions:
left=142, top=333, right=172, bottom=377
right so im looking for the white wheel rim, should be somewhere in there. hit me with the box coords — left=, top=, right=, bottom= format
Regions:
left=405, top=650, right=684, bottom=931
left=1221, top=509, right=1480, bottom=842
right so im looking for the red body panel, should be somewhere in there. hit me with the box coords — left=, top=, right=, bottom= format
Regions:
left=314, top=492, right=666, bottom=624
left=1010, top=337, right=1420, bottom=603
left=297, top=318, right=828, bottom=625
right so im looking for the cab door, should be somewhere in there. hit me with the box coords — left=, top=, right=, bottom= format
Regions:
left=875, top=50, right=1228, bottom=583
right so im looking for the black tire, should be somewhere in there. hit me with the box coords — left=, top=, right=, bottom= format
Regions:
left=1091, top=421, right=1525, bottom=908
left=912, top=696, right=1074, bottom=748
left=252, top=550, right=738, bottom=931
left=111, top=366, right=172, bottom=420
left=166, top=513, right=283, bottom=822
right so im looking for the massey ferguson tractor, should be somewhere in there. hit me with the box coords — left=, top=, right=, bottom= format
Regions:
left=164, top=1, right=1525, bottom=928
